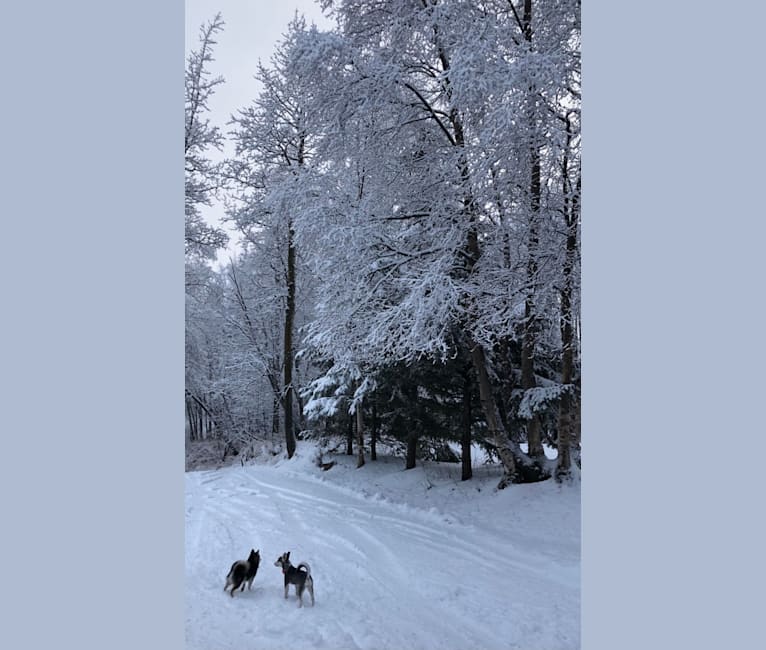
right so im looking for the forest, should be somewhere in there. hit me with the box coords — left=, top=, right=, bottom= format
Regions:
left=185, top=0, right=581, bottom=489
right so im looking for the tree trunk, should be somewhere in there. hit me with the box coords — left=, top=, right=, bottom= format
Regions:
left=521, top=0, right=544, bottom=461
left=469, top=343, right=517, bottom=486
left=346, top=410, right=354, bottom=455
left=371, top=394, right=378, bottom=461
left=456, top=121, right=529, bottom=487
left=572, top=384, right=581, bottom=467
left=272, top=396, right=280, bottom=442
left=405, top=430, right=418, bottom=470
left=356, top=401, right=365, bottom=468
left=437, top=25, right=546, bottom=487
left=283, top=219, right=297, bottom=459
left=469, top=342, right=550, bottom=487
left=461, top=373, right=472, bottom=481
left=556, top=383, right=573, bottom=481
left=283, top=133, right=307, bottom=459
left=459, top=185, right=547, bottom=485
left=556, top=156, right=580, bottom=480
left=521, top=303, right=544, bottom=459
left=186, top=397, right=195, bottom=441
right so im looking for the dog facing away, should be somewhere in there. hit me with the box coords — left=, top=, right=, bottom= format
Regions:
left=274, top=551, right=315, bottom=607
left=224, top=548, right=260, bottom=597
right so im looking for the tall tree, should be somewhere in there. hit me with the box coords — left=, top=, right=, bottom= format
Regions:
left=556, top=110, right=580, bottom=481
left=519, top=0, right=545, bottom=461
left=227, top=16, right=319, bottom=459
left=295, top=0, right=582, bottom=485
left=185, top=13, right=228, bottom=260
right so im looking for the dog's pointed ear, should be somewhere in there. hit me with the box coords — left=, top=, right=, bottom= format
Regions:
left=286, top=551, right=290, bottom=558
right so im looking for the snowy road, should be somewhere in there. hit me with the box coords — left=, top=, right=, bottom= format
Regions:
left=185, top=456, right=580, bottom=650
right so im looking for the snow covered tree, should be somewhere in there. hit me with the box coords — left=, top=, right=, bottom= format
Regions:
left=184, top=1, right=580, bottom=484
left=289, top=0, right=579, bottom=486
left=555, top=108, right=580, bottom=481
left=227, top=16, right=323, bottom=459
left=185, top=14, right=232, bottom=467
left=185, top=12, right=228, bottom=260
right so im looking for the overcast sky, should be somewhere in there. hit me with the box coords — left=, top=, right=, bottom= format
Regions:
left=186, top=0, right=334, bottom=266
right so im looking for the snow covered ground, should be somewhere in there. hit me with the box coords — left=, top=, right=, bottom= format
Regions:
left=185, top=443, right=580, bottom=649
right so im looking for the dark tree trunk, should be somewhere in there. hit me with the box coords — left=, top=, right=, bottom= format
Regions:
left=521, top=302, right=544, bottom=459
left=572, top=384, right=581, bottom=467
left=283, top=219, right=297, bottom=459
left=356, top=401, right=366, bottom=468
left=556, top=150, right=580, bottom=481
left=405, top=430, right=418, bottom=470
left=272, top=397, right=280, bottom=441
left=494, top=338, right=516, bottom=439
left=461, top=374, right=472, bottom=481
left=186, top=396, right=193, bottom=441
left=556, top=385, right=573, bottom=480
left=346, top=410, right=354, bottom=455
left=283, top=134, right=307, bottom=459
left=470, top=342, right=550, bottom=487
left=371, top=394, right=378, bottom=461
left=186, top=391, right=217, bottom=439
left=521, top=0, right=544, bottom=461
left=469, top=343, right=517, bottom=485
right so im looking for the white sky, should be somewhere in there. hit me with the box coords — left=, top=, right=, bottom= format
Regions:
left=185, top=0, right=334, bottom=267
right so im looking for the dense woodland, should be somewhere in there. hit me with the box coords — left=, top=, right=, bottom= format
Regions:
left=185, top=0, right=580, bottom=488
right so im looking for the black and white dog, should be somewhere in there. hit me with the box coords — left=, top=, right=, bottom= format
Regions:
left=224, top=548, right=260, bottom=597
left=274, top=551, right=315, bottom=607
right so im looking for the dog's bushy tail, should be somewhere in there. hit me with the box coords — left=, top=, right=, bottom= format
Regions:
left=298, top=562, right=311, bottom=577
left=225, top=562, right=237, bottom=586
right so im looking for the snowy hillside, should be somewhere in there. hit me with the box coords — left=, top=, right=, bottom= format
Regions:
left=185, top=445, right=580, bottom=649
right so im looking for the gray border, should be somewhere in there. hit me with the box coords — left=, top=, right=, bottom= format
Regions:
left=585, top=2, right=765, bottom=648
left=4, top=0, right=764, bottom=648
left=1, top=1, right=183, bottom=648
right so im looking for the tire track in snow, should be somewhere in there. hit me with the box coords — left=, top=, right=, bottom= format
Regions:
left=244, top=470, right=578, bottom=589
left=186, top=466, right=579, bottom=650
left=215, top=471, right=498, bottom=648
left=240, top=469, right=573, bottom=648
